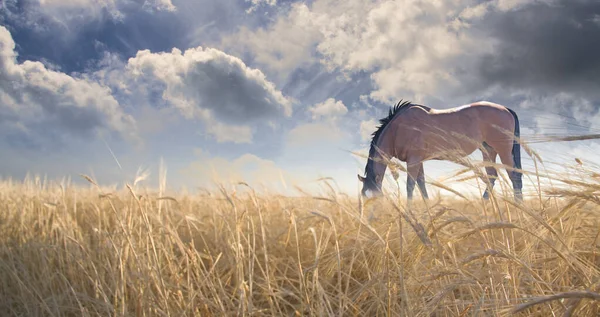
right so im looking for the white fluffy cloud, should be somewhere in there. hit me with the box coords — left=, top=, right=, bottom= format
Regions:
left=314, top=0, right=488, bottom=102
left=123, top=46, right=292, bottom=143
left=225, top=1, right=467, bottom=102
left=222, top=3, right=323, bottom=76
left=227, top=0, right=560, bottom=105
left=359, top=118, right=378, bottom=142
left=0, top=24, right=291, bottom=148
left=0, top=26, right=137, bottom=147
left=308, top=98, right=347, bottom=120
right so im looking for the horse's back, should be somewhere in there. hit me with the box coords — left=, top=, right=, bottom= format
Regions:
left=430, top=101, right=514, bottom=128
left=431, top=101, right=510, bottom=115
left=394, top=101, right=515, bottom=160
left=466, top=101, right=515, bottom=130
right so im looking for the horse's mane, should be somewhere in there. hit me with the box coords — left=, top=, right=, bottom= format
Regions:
left=364, top=100, right=415, bottom=179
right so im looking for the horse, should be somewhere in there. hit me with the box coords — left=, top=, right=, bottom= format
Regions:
left=357, top=100, right=523, bottom=202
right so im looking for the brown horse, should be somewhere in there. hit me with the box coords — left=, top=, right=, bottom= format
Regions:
left=358, top=100, right=523, bottom=201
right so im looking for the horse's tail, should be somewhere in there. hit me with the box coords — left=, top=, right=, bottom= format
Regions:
left=506, top=107, right=522, bottom=172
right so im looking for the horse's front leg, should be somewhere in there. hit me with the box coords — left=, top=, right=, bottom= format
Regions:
left=481, top=143, right=498, bottom=200
left=406, top=173, right=416, bottom=201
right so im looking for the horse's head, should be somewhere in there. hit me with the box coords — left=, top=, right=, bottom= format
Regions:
left=359, top=100, right=412, bottom=198
left=357, top=173, right=383, bottom=198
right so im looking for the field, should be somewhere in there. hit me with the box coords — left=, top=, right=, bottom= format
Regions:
left=0, top=162, right=599, bottom=316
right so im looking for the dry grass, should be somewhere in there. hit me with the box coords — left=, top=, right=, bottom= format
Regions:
left=0, top=166, right=599, bottom=317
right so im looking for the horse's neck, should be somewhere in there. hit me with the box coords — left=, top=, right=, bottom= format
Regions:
left=370, top=143, right=390, bottom=175
left=369, top=156, right=387, bottom=183
left=380, top=121, right=406, bottom=161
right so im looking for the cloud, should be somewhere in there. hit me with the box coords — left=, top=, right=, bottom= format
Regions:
left=516, top=92, right=600, bottom=134
left=229, top=0, right=600, bottom=109
left=279, top=120, right=361, bottom=195
left=34, top=0, right=125, bottom=21
left=0, top=26, right=137, bottom=149
left=224, top=0, right=489, bottom=104
left=312, top=0, right=492, bottom=103
left=458, top=2, right=491, bottom=20
left=182, top=151, right=288, bottom=191
left=220, top=0, right=600, bottom=162
left=359, top=118, right=377, bottom=142
left=181, top=148, right=362, bottom=195
left=245, top=0, right=277, bottom=13
left=3, top=0, right=599, bottom=195
left=287, top=122, right=342, bottom=147
left=123, top=46, right=292, bottom=143
left=1, top=0, right=240, bottom=78
left=142, top=0, right=176, bottom=13
left=308, top=98, right=347, bottom=120
left=493, top=0, right=556, bottom=12
left=204, top=122, right=253, bottom=144
left=282, top=120, right=357, bottom=184
left=3, top=0, right=176, bottom=30
left=221, top=3, right=323, bottom=76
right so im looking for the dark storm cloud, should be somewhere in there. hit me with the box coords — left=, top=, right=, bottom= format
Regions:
left=478, top=0, right=600, bottom=96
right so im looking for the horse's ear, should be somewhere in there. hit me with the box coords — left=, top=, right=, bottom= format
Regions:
left=357, top=174, right=366, bottom=182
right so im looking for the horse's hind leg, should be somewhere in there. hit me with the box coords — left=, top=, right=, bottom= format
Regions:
left=481, top=142, right=498, bottom=200
left=416, top=165, right=429, bottom=199
left=406, top=159, right=423, bottom=201
left=498, top=148, right=523, bottom=201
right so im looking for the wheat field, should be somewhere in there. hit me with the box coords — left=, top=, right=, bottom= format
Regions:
left=0, top=160, right=599, bottom=316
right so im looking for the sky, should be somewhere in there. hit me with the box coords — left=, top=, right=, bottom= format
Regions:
left=1, top=0, right=600, bottom=197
